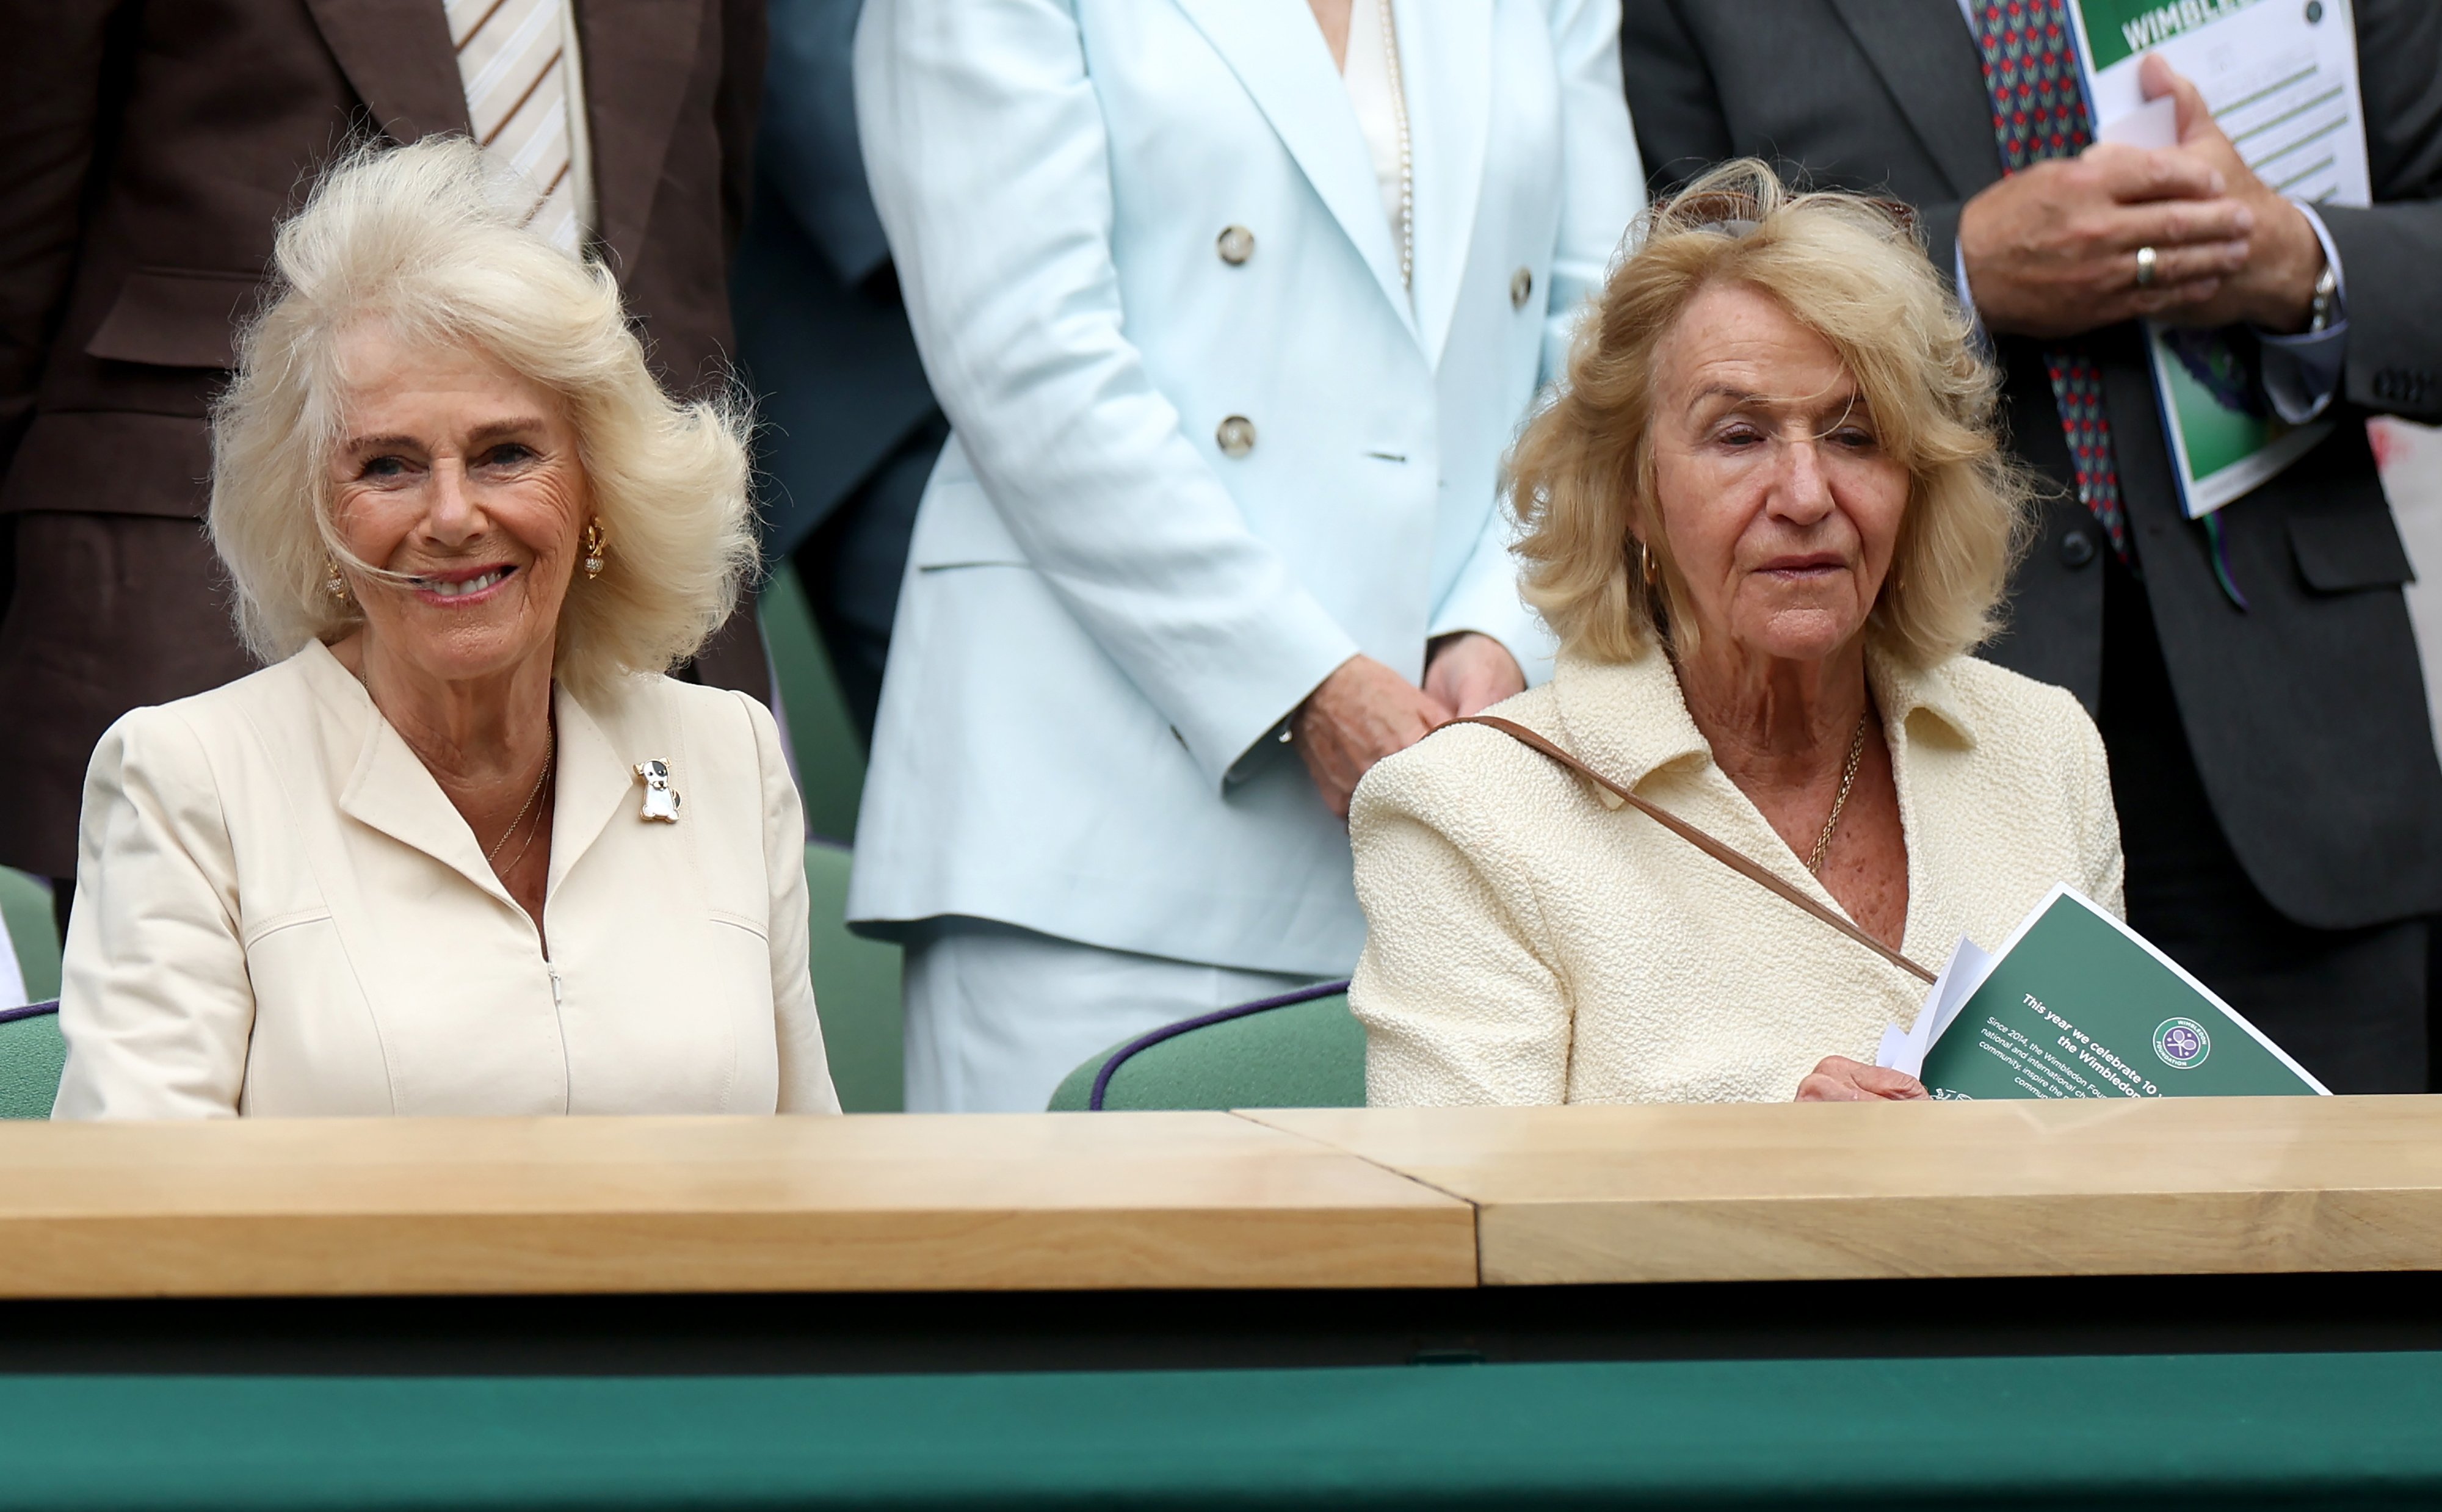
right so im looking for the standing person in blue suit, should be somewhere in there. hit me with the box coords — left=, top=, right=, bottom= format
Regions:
left=850, top=0, right=1645, bottom=1111
left=733, top=0, right=943, bottom=739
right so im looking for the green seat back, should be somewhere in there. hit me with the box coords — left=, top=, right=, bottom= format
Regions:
left=1, top=867, right=62, bottom=1006
left=1048, top=983, right=1361, bottom=1112
left=0, top=1005, right=65, bottom=1120
left=804, top=842, right=904, bottom=1112
left=761, top=565, right=865, bottom=845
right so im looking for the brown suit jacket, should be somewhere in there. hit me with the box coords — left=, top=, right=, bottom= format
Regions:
left=0, top=0, right=770, bottom=880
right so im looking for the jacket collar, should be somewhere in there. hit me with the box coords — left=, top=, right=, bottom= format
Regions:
left=302, top=0, right=474, bottom=145
left=299, top=640, right=643, bottom=910
left=1172, top=0, right=1492, bottom=360
left=1828, top=0, right=2004, bottom=202
left=576, top=0, right=709, bottom=280
left=301, top=0, right=706, bottom=285
left=1400, top=0, right=1492, bottom=370
left=1548, top=640, right=1981, bottom=794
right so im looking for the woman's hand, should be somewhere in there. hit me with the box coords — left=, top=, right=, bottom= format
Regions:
left=1294, top=654, right=1452, bottom=819
left=1423, top=632, right=1527, bottom=718
left=1795, top=1056, right=1927, bottom=1102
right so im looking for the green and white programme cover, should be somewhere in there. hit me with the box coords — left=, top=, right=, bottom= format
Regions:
left=1891, top=886, right=2327, bottom=1099
left=2063, top=0, right=2369, bottom=516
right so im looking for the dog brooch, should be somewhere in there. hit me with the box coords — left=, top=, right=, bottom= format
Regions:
left=634, top=759, right=683, bottom=822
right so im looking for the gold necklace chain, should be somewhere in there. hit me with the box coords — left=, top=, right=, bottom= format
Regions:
left=485, top=726, right=556, bottom=872
left=1377, top=0, right=1413, bottom=293
left=1807, top=712, right=1871, bottom=877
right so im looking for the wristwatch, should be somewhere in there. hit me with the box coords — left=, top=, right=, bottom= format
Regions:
left=2307, top=260, right=2341, bottom=333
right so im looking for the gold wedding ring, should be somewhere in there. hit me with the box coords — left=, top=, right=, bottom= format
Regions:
left=2135, top=245, right=2159, bottom=289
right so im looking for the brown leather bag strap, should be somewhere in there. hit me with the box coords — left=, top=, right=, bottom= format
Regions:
left=1449, top=715, right=1937, bottom=985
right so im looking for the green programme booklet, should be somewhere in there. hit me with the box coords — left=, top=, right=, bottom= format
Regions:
left=1876, top=886, right=2327, bottom=1099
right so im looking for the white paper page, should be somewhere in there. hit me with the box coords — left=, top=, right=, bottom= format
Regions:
left=2076, top=0, right=2369, bottom=207
left=1877, top=935, right=1998, bottom=1077
left=0, top=907, right=27, bottom=1011
left=2065, top=0, right=2368, bottom=516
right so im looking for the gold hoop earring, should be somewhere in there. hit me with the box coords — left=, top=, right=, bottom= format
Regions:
left=582, top=521, right=608, bottom=581
left=323, top=558, right=350, bottom=602
left=1636, top=539, right=1659, bottom=587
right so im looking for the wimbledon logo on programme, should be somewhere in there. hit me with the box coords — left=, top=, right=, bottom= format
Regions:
left=2153, top=1017, right=2211, bottom=1070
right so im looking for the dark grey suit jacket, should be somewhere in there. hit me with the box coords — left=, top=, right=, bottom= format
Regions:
left=732, top=0, right=937, bottom=558
left=1621, top=0, right=2442, bottom=933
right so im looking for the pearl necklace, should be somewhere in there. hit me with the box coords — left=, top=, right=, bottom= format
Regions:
left=1377, top=0, right=1414, bottom=293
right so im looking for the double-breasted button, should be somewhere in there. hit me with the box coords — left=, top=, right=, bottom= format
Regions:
left=1216, top=416, right=1257, bottom=457
left=1510, top=267, right=1534, bottom=308
left=2060, top=529, right=2097, bottom=568
left=1217, top=225, right=1256, bottom=265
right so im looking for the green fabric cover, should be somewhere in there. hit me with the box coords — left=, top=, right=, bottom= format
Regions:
left=0, top=1010, right=63, bottom=1120
left=1048, top=992, right=1362, bottom=1111
left=0, top=866, right=60, bottom=1005
left=0, top=1352, right=2434, bottom=1508
left=804, top=842, right=903, bottom=1112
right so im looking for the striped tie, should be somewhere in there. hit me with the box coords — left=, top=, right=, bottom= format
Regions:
left=1970, top=0, right=2129, bottom=562
left=447, top=0, right=582, bottom=251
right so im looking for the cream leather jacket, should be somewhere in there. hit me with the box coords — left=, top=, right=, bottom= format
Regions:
left=1350, top=646, right=2125, bottom=1106
left=54, top=642, right=839, bottom=1118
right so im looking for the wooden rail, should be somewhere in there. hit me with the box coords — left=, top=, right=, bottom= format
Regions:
left=1255, top=1096, right=2442, bottom=1284
left=0, top=1097, right=2437, bottom=1297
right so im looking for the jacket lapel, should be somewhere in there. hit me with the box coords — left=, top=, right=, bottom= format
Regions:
left=1828, top=0, right=2004, bottom=201
left=303, top=0, right=474, bottom=143
left=1172, top=0, right=1416, bottom=337
left=313, top=653, right=520, bottom=913
left=1399, top=0, right=1491, bottom=371
left=1547, top=651, right=1711, bottom=798
left=545, top=684, right=637, bottom=899
left=576, top=0, right=708, bottom=269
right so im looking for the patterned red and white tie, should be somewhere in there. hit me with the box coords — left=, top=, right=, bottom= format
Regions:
left=447, top=0, right=582, bottom=253
left=1970, top=0, right=2129, bottom=562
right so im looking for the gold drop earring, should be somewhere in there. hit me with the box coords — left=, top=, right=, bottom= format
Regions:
left=323, top=558, right=350, bottom=602
left=582, top=521, right=608, bottom=580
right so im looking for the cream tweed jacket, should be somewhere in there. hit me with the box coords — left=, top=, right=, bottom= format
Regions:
left=1349, top=646, right=2125, bottom=1105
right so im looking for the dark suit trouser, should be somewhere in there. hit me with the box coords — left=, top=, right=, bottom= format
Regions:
left=2101, top=552, right=2428, bottom=1094
left=0, top=513, right=258, bottom=889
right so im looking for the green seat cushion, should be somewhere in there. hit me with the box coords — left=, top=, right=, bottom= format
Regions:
left=1049, top=984, right=1361, bottom=1112
left=0, top=1004, right=65, bottom=1120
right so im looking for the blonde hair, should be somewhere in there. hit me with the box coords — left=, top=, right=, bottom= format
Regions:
left=208, top=137, right=756, bottom=700
left=1509, top=159, right=2035, bottom=670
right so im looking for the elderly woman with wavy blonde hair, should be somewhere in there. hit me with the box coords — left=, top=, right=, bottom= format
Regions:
left=1349, top=161, right=2123, bottom=1108
left=53, top=140, right=838, bottom=1118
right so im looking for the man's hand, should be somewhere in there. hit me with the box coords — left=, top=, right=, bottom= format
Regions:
left=1960, top=143, right=2253, bottom=338
left=1292, top=654, right=1452, bottom=820
left=1422, top=632, right=1527, bottom=719
left=2139, top=54, right=2327, bottom=332
left=1795, top=1056, right=1929, bottom=1102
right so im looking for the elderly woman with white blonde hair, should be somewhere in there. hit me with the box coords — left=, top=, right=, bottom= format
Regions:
left=53, top=140, right=838, bottom=1118
left=1349, top=161, right=2125, bottom=1108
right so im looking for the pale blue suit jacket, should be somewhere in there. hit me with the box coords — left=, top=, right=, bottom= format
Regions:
left=848, top=0, right=1643, bottom=974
